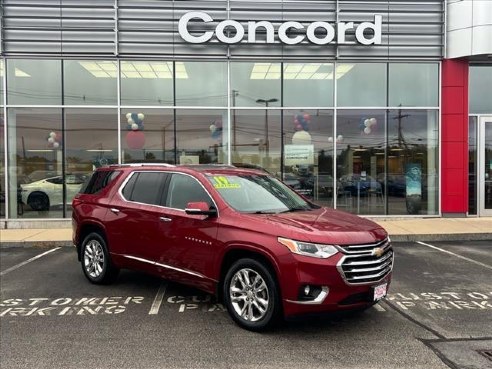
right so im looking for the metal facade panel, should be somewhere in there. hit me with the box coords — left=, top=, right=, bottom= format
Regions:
left=1, top=0, right=444, bottom=60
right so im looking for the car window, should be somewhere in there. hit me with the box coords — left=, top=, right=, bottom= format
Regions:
left=165, top=174, right=212, bottom=210
left=46, top=177, right=63, bottom=185
left=82, top=170, right=119, bottom=194
left=128, top=172, right=168, bottom=206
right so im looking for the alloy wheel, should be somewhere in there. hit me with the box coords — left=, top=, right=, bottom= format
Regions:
left=83, top=240, right=105, bottom=278
left=229, top=268, right=270, bottom=322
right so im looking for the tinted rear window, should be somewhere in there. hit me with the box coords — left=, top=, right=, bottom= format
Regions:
left=81, top=171, right=119, bottom=194
left=123, top=172, right=168, bottom=206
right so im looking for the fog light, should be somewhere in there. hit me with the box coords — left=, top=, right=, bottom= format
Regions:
left=304, top=285, right=311, bottom=296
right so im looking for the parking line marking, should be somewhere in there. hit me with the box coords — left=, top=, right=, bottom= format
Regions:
left=417, top=241, right=492, bottom=270
left=374, top=304, right=386, bottom=312
left=148, top=282, right=167, bottom=315
left=0, top=247, right=61, bottom=276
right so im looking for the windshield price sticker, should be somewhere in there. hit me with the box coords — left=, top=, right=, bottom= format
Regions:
left=374, top=283, right=388, bottom=301
left=212, top=176, right=241, bottom=189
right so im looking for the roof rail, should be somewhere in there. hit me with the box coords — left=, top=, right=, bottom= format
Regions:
left=108, top=163, right=175, bottom=168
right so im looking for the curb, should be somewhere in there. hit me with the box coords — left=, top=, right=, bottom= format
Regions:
left=1, top=241, right=74, bottom=248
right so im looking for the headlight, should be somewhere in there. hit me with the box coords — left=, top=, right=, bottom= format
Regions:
left=278, top=237, right=338, bottom=259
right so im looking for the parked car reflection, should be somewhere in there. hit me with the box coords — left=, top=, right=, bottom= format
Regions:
left=20, top=173, right=90, bottom=211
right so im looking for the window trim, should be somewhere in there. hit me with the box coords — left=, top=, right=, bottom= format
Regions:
left=118, top=170, right=219, bottom=216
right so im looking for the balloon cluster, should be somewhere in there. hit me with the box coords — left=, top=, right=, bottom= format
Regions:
left=125, top=112, right=146, bottom=150
left=359, top=117, right=377, bottom=135
left=126, top=113, right=145, bottom=131
left=209, top=120, right=223, bottom=140
left=328, top=135, right=344, bottom=143
left=47, top=131, right=62, bottom=149
left=294, top=112, right=311, bottom=132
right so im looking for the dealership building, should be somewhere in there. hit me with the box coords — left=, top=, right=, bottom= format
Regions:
left=0, top=0, right=491, bottom=227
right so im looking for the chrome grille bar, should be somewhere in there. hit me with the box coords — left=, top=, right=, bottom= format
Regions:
left=337, top=238, right=394, bottom=285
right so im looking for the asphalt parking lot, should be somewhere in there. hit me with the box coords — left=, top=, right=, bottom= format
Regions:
left=1, top=241, right=491, bottom=369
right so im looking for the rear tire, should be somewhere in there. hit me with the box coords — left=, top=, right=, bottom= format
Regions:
left=28, top=192, right=49, bottom=211
left=223, top=258, right=281, bottom=331
left=81, top=232, right=119, bottom=284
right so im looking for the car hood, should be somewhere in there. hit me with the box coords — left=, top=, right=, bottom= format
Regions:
left=239, top=207, right=387, bottom=245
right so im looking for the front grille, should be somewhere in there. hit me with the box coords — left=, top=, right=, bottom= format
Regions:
left=337, top=238, right=393, bottom=285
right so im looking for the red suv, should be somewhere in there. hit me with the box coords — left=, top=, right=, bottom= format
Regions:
left=72, top=164, right=393, bottom=331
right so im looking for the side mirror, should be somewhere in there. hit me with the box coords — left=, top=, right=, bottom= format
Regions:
left=185, top=202, right=217, bottom=217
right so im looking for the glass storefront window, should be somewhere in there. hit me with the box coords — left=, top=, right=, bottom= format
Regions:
left=387, top=109, right=439, bottom=215
left=7, top=108, right=63, bottom=218
left=64, top=60, right=118, bottom=105
left=336, top=110, right=387, bottom=215
left=65, top=108, right=118, bottom=214
left=121, top=109, right=175, bottom=164
left=0, top=111, right=4, bottom=218
left=283, top=63, right=334, bottom=107
left=282, top=109, right=334, bottom=205
left=389, top=64, right=439, bottom=107
left=175, top=62, right=227, bottom=106
left=120, top=61, right=174, bottom=106
left=7, top=59, right=61, bottom=105
left=231, top=62, right=281, bottom=107
left=231, top=110, right=281, bottom=174
left=176, top=110, right=228, bottom=164
left=470, top=66, right=492, bottom=114
left=1, top=59, right=4, bottom=104
left=337, top=63, right=386, bottom=107
left=469, top=116, right=477, bottom=215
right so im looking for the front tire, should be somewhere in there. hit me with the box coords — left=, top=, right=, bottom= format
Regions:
left=223, top=258, right=281, bottom=331
left=28, top=192, right=49, bottom=211
left=81, top=232, right=119, bottom=284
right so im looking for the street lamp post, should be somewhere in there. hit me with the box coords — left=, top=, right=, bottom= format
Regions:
left=256, top=98, right=278, bottom=158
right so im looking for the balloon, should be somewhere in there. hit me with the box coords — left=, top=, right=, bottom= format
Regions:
left=209, top=124, right=216, bottom=133
left=337, top=135, right=344, bottom=142
left=128, top=118, right=135, bottom=125
left=364, top=119, right=370, bottom=127
left=126, top=131, right=145, bottom=149
left=131, top=123, right=139, bottom=131
left=370, top=118, right=377, bottom=126
left=126, top=113, right=132, bottom=119
left=296, top=124, right=302, bottom=131
left=49, top=132, right=56, bottom=138
left=364, top=127, right=372, bottom=134
left=303, top=113, right=311, bottom=121
left=328, top=136, right=334, bottom=143
left=137, top=113, right=145, bottom=120
left=48, top=137, right=55, bottom=144
left=292, top=130, right=312, bottom=145
left=53, top=142, right=60, bottom=149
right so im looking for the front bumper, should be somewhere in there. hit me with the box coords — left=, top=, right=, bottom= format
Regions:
left=279, top=250, right=393, bottom=317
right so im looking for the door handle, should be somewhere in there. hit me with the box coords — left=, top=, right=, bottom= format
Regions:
left=159, top=216, right=172, bottom=222
left=110, top=208, right=120, bottom=214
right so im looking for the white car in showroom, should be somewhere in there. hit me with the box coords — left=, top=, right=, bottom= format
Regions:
left=20, top=173, right=89, bottom=211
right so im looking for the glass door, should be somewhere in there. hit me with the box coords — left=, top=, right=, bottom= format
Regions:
left=479, top=116, right=492, bottom=216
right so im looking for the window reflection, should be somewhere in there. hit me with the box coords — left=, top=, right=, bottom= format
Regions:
left=389, top=64, right=438, bottom=107
left=336, top=110, right=386, bottom=215
left=282, top=110, right=334, bottom=205
left=121, top=109, right=175, bottom=164
left=231, top=110, right=281, bottom=174
left=64, top=60, right=117, bottom=105
left=176, top=110, right=227, bottom=164
left=337, top=63, right=386, bottom=107
left=7, top=108, right=63, bottom=218
left=470, top=66, right=492, bottom=114
left=65, top=108, right=118, bottom=214
left=120, top=61, right=173, bottom=106
left=283, top=63, right=334, bottom=107
left=387, top=109, right=439, bottom=215
left=469, top=117, right=477, bottom=215
left=175, top=62, right=227, bottom=106
left=231, top=63, right=281, bottom=107
left=7, top=59, right=61, bottom=105
left=0, top=111, right=4, bottom=218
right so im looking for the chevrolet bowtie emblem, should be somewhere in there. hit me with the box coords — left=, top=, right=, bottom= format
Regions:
left=372, top=247, right=384, bottom=257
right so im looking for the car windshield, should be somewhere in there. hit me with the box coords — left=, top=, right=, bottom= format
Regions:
left=207, top=174, right=315, bottom=214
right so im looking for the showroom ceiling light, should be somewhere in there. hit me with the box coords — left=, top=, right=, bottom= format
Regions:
left=250, top=63, right=354, bottom=80
left=79, top=61, right=189, bottom=79
left=0, top=63, right=31, bottom=78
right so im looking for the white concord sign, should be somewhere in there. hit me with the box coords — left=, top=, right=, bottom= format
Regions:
left=179, top=11, right=382, bottom=45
